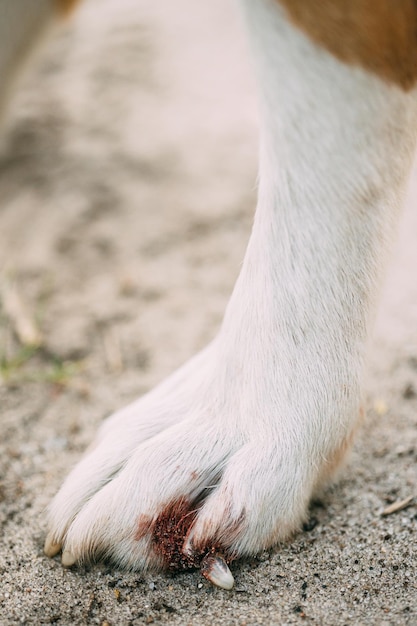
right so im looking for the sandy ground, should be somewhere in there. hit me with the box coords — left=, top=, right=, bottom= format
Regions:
left=0, top=1, right=416, bottom=624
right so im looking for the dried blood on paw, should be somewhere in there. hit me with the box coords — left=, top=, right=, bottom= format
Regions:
left=135, top=496, right=228, bottom=572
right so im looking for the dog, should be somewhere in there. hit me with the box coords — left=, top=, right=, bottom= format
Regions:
left=3, top=0, right=417, bottom=590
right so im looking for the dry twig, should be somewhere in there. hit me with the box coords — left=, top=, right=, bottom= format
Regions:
left=381, top=495, right=414, bottom=517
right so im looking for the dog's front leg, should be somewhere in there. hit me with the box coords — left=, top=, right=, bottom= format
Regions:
left=45, top=0, right=417, bottom=587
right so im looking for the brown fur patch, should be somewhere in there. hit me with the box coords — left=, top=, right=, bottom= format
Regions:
left=135, top=497, right=229, bottom=571
left=278, top=0, right=417, bottom=89
left=55, top=0, right=82, bottom=16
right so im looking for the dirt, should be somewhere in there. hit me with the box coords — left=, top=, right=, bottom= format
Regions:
left=0, top=0, right=416, bottom=624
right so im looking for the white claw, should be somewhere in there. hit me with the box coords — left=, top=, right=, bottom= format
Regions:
left=61, top=550, right=76, bottom=567
left=44, top=534, right=62, bottom=558
left=201, top=554, right=234, bottom=590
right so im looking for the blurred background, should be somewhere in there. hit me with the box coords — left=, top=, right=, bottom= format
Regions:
left=0, top=0, right=258, bottom=398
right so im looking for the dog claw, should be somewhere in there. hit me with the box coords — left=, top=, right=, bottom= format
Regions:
left=61, top=550, right=76, bottom=567
left=200, top=554, right=234, bottom=590
left=44, top=535, right=62, bottom=558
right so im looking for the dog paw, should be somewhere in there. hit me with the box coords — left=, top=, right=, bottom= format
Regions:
left=45, top=341, right=357, bottom=588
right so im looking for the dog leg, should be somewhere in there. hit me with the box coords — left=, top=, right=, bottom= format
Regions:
left=45, top=0, right=417, bottom=587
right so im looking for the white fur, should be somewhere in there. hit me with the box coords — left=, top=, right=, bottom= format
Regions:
left=6, top=0, right=417, bottom=570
